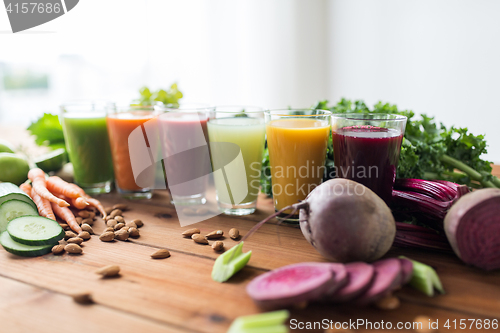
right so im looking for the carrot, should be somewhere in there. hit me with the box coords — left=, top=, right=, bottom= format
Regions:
left=32, top=191, right=57, bottom=221
left=28, top=169, right=69, bottom=207
left=19, top=183, right=32, bottom=197
left=47, top=176, right=85, bottom=199
left=51, top=202, right=82, bottom=234
left=72, top=197, right=89, bottom=210
left=84, top=196, right=107, bottom=218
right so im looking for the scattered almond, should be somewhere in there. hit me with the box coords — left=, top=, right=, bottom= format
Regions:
left=413, top=316, right=436, bottom=332
left=375, top=295, right=400, bottom=310
left=78, top=231, right=91, bottom=241
left=82, top=218, right=94, bottom=226
left=95, top=265, right=120, bottom=278
left=78, top=210, right=90, bottom=218
left=125, top=221, right=137, bottom=229
left=192, top=234, right=209, bottom=244
left=131, top=219, right=143, bottom=228
left=115, top=216, right=125, bottom=223
left=114, top=229, right=129, bottom=241
left=105, top=227, right=114, bottom=232
left=51, top=244, right=65, bottom=255
left=106, top=219, right=117, bottom=228
left=65, top=243, right=83, bottom=254
left=88, top=211, right=96, bottom=219
left=206, top=230, right=224, bottom=239
left=75, top=217, right=83, bottom=225
left=67, top=237, right=83, bottom=245
left=129, top=227, right=140, bottom=238
left=229, top=228, right=240, bottom=240
left=99, top=231, right=115, bottom=242
left=196, top=207, right=208, bottom=215
left=59, top=223, right=68, bottom=230
left=72, top=292, right=93, bottom=304
left=114, top=223, right=125, bottom=231
left=104, top=206, right=114, bottom=215
left=109, top=209, right=123, bottom=219
left=81, top=224, right=94, bottom=234
left=112, top=203, right=128, bottom=211
left=151, top=249, right=170, bottom=259
left=212, top=241, right=224, bottom=251
left=105, top=215, right=113, bottom=221
left=182, top=228, right=200, bottom=237
left=64, top=231, right=77, bottom=240
left=293, top=301, right=308, bottom=310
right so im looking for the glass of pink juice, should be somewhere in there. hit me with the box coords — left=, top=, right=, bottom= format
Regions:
left=158, top=105, right=213, bottom=205
left=331, top=114, right=407, bottom=203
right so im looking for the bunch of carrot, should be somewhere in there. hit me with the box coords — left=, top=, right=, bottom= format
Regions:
left=19, top=168, right=107, bottom=234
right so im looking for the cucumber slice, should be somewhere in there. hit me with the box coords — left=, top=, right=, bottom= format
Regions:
left=34, top=148, right=67, bottom=173
left=0, top=232, right=55, bottom=257
left=0, top=199, right=39, bottom=233
left=7, top=216, right=64, bottom=246
left=0, top=182, right=37, bottom=211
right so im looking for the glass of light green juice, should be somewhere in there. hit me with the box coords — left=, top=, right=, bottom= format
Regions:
left=60, top=101, right=114, bottom=194
left=208, top=106, right=266, bottom=215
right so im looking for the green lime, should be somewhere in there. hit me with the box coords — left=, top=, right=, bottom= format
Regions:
left=34, top=148, right=67, bottom=173
left=0, top=139, right=15, bottom=153
left=0, top=153, right=30, bottom=185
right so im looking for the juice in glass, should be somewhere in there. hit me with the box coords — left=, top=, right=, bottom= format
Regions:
left=265, top=110, right=331, bottom=222
left=208, top=107, right=266, bottom=215
left=60, top=102, right=114, bottom=194
left=331, top=114, right=407, bottom=203
left=107, top=107, right=158, bottom=199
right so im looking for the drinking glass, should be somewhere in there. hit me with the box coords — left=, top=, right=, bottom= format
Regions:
left=265, top=109, right=331, bottom=222
left=60, top=101, right=114, bottom=194
left=107, top=105, right=159, bottom=199
left=208, top=106, right=266, bottom=215
left=331, top=113, right=407, bottom=203
left=157, top=105, right=213, bottom=205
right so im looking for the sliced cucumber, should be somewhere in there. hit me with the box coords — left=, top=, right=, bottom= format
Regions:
left=7, top=216, right=64, bottom=246
left=34, top=148, right=67, bottom=173
left=0, top=199, right=39, bottom=233
left=0, top=232, right=55, bottom=257
left=0, top=182, right=37, bottom=211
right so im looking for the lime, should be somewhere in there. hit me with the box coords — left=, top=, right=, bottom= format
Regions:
left=0, top=139, right=15, bottom=153
left=34, top=148, right=67, bottom=173
left=0, top=153, right=30, bottom=185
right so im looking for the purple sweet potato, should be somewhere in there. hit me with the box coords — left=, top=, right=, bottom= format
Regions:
left=399, top=258, right=414, bottom=284
left=330, top=262, right=375, bottom=302
left=355, top=258, right=402, bottom=305
left=246, top=263, right=340, bottom=309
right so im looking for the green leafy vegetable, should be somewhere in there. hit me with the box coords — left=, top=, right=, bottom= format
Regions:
left=401, top=256, right=444, bottom=296
left=227, top=310, right=289, bottom=333
left=27, top=113, right=65, bottom=149
left=132, top=83, right=183, bottom=107
left=212, top=242, right=252, bottom=283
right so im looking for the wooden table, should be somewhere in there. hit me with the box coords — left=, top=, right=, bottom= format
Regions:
left=1, top=129, right=499, bottom=332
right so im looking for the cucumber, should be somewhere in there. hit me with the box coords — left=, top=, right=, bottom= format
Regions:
left=0, top=183, right=37, bottom=211
left=0, top=232, right=55, bottom=257
left=0, top=199, right=39, bottom=233
left=34, top=148, right=67, bottom=173
left=7, top=216, right=64, bottom=246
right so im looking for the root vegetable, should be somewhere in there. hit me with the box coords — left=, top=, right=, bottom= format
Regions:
left=355, top=258, right=402, bottom=305
left=329, top=262, right=375, bottom=302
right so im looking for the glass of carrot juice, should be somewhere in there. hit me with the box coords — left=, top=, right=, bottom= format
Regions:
left=265, top=109, right=331, bottom=223
left=106, top=105, right=159, bottom=199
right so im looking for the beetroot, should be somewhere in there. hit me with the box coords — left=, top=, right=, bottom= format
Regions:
left=329, top=262, right=375, bottom=302
left=325, top=263, right=349, bottom=296
left=399, top=258, right=414, bottom=284
left=444, top=188, right=500, bottom=271
left=355, top=258, right=402, bottom=305
left=246, top=263, right=340, bottom=309
left=299, top=179, right=396, bottom=262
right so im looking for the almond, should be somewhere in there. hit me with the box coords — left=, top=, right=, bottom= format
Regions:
left=99, top=231, right=115, bottom=242
left=212, top=241, right=224, bottom=251
left=129, top=227, right=140, bottom=238
left=82, top=218, right=94, bottom=226
left=229, top=228, right=240, bottom=240
left=51, top=244, right=65, bottom=255
left=88, top=211, right=96, bottom=219
left=95, top=265, right=120, bottom=277
left=151, top=249, right=170, bottom=259
left=78, top=210, right=91, bottom=218
left=114, top=223, right=125, bottom=231
left=72, top=292, right=93, bottom=304
left=64, top=231, right=77, bottom=240
left=113, top=203, right=128, bottom=211
left=192, top=234, right=208, bottom=244
left=182, top=228, right=200, bottom=237
left=114, top=229, right=129, bottom=241
left=59, top=223, right=69, bottom=230
left=196, top=207, right=208, bottom=215
left=109, top=209, right=123, bottom=219
left=104, top=206, right=114, bottom=215
left=75, top=216, right=83, bottom=225
left=105, top=227, right=114, bottom=232
left=125, top=221, right=137, bottom=229
left=78, top=231, right=91, bottom=241
left=206, top=230, right=224, bottom=239
left=131, top=219, right=143, bottom=228
left=375, top=295, right=400, bottom=310
left=106, top=219, right=117, bottom=228
left=81, top=224, right=94, bottom=234
left=67, top=237, right=83, bottom=245
left=115, top=216, right=125, bottom=223
left=65, top=244, right=83, bottom=254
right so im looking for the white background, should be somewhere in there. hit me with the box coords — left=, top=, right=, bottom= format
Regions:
left=0, top=0, right=499, bottom=161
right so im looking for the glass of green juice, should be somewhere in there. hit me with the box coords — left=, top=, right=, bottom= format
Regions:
left=60, top=101, right=114, bottom=194
left=208, top=106, right=266, bottom=215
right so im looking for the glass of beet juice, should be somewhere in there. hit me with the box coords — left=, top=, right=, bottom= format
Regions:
left=331, top=114, right=407, bottom=203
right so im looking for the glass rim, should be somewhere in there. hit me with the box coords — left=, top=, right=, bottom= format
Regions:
left=60, top=100, right=115, bottom=111
left=265, top=109, right=332, bottom=117
left=212, top=105, right=266, bottom=113
left=331, top=113, right=407, bottom=122
left=156, top=103, right=214, bottom=112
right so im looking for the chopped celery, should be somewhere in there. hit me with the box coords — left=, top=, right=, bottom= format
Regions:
left=400, top=256, right=445, bottom=296
left=227, top=310, right=289, bottom=333
left=212, top=242, right=252, bottom=283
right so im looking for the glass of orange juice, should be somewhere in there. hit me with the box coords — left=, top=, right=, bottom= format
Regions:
left=265, top=109, right=331, bottom=223
left=107, top=105, right=159, bottom=199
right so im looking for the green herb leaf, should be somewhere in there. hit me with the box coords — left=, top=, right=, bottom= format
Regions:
left=27, top=113, right=65, bottom=147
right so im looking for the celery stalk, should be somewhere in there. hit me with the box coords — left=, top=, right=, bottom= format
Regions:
left=227, top=310, right=289, bottom=333
left=212, top=242, right=252, bottom=283
left=400, top=256, right=445, bottom=296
